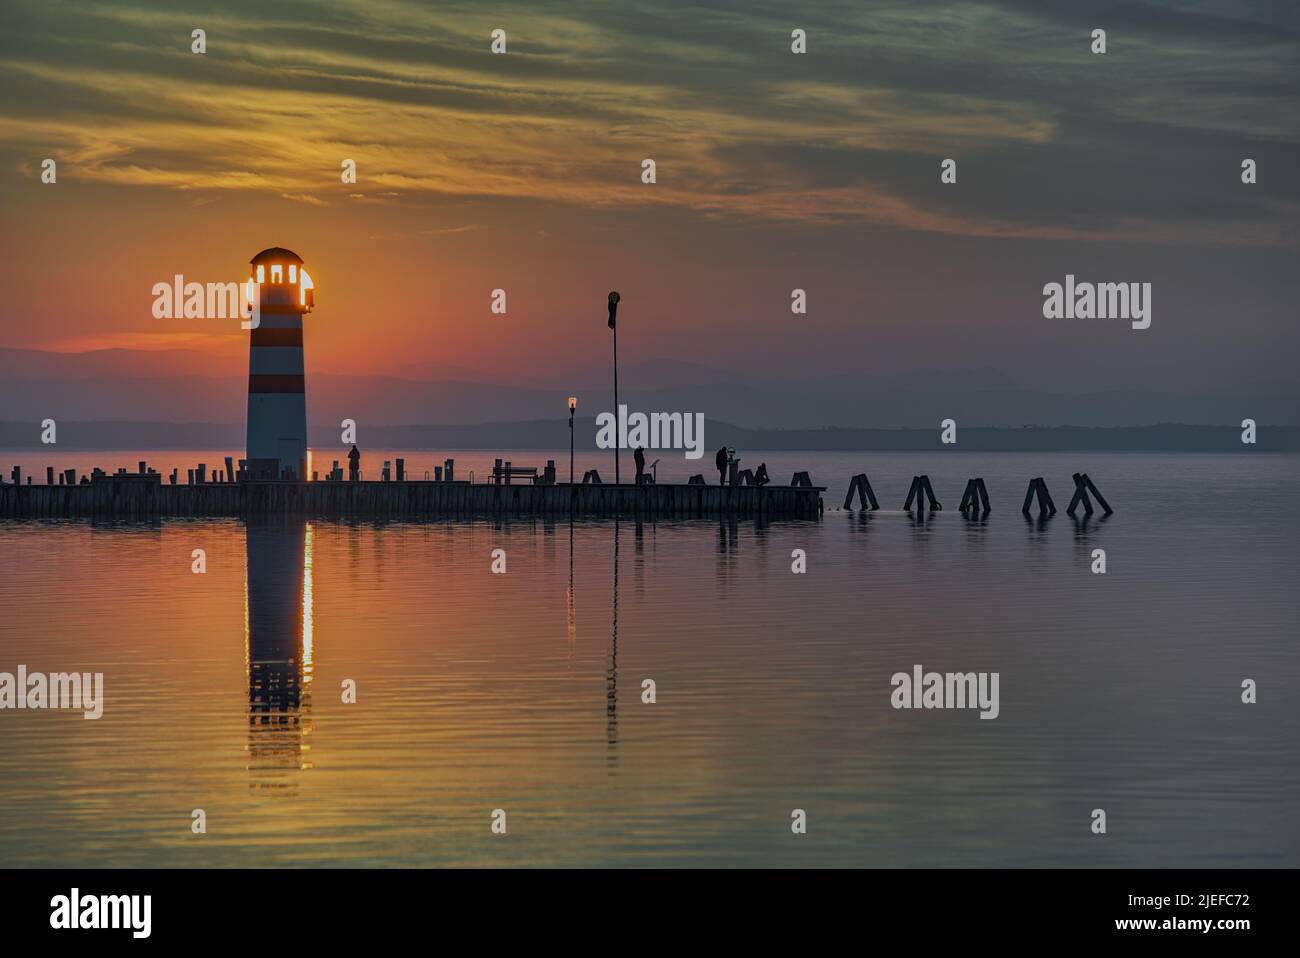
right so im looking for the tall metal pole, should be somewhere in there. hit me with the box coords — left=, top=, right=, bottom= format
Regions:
left=609, top=291, right=621, bottom=485
left=569, top=403, right=575, bottom=484
left=612, top=321, right=619, bottom=485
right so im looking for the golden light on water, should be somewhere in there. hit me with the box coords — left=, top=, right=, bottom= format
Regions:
left=302, top=522, right=314, bottom=682
left=242, top=559, right=249, bottom=673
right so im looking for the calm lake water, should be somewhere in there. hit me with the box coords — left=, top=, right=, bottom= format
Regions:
left=1, top=451, right=1296, bottom=867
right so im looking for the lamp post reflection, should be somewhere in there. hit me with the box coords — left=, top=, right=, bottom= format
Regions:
left=607, top=518, right=619, bottom=766
left=244, top=520, right=315, bottom=791
left=567, top=518, right=577, bottom=658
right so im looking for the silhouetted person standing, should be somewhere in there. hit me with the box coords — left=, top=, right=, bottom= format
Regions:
left=715, top=446, right=728, bottom=486
left=347, top=444, right=361, bottom=482
left=634, top=446, right=646, bottom=485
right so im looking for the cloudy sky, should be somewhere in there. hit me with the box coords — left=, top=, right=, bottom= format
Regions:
left=0, top=0, right=1296, bottom=394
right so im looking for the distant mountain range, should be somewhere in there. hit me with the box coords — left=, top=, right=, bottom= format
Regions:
left=2, top=419, right=1298, bottom=452
left=1, top=348, right=1296, bottom=444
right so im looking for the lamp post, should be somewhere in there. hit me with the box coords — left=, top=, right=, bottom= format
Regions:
left=608, top=291, right=621, bottom=485
left=568, top=395, right=577, bottom=484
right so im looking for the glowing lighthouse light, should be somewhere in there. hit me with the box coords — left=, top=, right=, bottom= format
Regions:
left=245, top=247, right=315, bottom=481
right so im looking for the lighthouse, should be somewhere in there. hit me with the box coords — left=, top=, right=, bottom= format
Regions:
left=245, top=247, right=315, bottom=481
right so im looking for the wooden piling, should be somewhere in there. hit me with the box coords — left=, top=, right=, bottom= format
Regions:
left=959, top=479, right=976, bottom=511
left=1022, top=477, right=1055, bottom=517
left=960, top=478, right=991, bottom=514
left=1082, top=473, right=1113, bottom=515
left=1066, top=473, right=1093, bottom=517
left=1037, top=478, right=1057, bottom=514
left=920, top=476, right=941, bottom=511
left=843, top=473, right=880, bottom=511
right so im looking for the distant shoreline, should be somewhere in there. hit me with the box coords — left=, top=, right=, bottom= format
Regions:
left=3, top=421, right=1297, bottom=452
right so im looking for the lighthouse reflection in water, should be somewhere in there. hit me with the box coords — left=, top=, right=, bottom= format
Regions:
left=244, top=521, right=314, bottom=790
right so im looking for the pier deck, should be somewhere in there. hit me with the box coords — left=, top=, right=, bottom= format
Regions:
left=0, top=479, right=825, bottom=520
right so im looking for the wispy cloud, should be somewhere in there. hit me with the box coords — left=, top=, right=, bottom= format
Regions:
left=0, top=0, right=1295, bottom=243
left=280, top=193, right=328, bottom=206
left=418, top=225, right=478, bottom=235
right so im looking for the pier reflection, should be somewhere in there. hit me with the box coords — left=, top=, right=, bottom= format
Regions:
left=714, top=516, right=739, bottom=587
left=908, top=508, right=935, bottom=542
left=1070, top=513, right=1111, bottom=539
left=962, top=510, right=990, bottom=551
left=244, top=520, right=314, bottom=791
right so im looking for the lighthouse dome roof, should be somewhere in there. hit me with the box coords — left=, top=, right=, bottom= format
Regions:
left=250, top=247, right=304, bottom=265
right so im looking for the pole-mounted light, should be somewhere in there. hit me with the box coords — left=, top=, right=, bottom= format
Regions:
left=608, top=292, right=621, bottom=484
left=567, top=396, right=577, bottom=484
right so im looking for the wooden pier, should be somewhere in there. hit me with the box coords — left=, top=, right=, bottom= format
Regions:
left=0, top=477, right=825, bottom=521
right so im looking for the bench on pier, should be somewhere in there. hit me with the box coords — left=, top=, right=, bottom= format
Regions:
left=491, top=459, right=538, bottom=485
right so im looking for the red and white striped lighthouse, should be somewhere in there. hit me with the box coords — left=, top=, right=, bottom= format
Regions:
left=246, top=247, right=315, bottom=481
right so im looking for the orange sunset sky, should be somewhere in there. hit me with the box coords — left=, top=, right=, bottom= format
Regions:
left=1, top=0, right=1297, bottom=392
